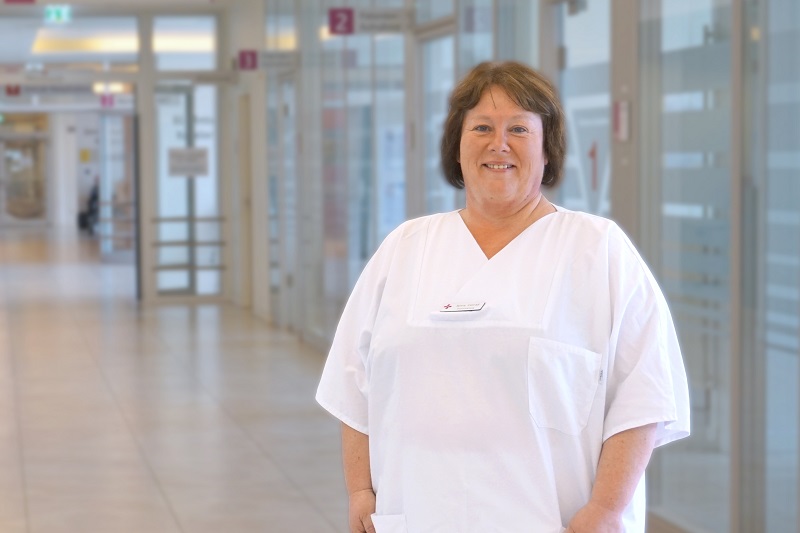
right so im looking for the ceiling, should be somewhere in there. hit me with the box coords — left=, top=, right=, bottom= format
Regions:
left=0, top=13, right=216, bottom=66
left=0, top=0, right=229, bottom=65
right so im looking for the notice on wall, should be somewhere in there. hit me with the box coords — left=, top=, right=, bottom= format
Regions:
left=168, top=148, right=209, bottom=177
left=328, top=7, right=408, bottom=35
left=237, top=50, right=298, bottom=71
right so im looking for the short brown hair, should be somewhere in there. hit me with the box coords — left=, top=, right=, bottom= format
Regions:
left=440, top=61, right=566, bottom=189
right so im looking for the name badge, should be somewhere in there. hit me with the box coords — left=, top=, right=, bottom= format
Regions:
left=439, top=302, right=485, bottom=313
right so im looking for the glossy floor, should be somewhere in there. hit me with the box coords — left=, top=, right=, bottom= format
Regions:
left=0, top=228, right=347, bottom=533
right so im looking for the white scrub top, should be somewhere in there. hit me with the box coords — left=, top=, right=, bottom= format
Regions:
left=316, top=207, right=690, bottom=533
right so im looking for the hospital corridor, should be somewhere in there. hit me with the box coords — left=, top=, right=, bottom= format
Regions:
left=0, top=0, right=798, bottom=532
left=0, top=228, right=347, bottom=532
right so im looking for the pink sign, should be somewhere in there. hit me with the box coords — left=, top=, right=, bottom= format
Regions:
left=238, top=50, right=258, bottom=71
left=100, top=94, right=115, bottom=108
left=329, top=8, right=355, bottom=35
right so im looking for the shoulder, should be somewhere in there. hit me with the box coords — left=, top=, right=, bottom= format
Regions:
left=390, top=211, right=453, bottom=238
left=365, top=211, right=454, bottom=271
left=378, top=212, right=454, bottom=251
left=548, top=206, right=634, bottom=256
left=552, top=206, right=623, bottom=237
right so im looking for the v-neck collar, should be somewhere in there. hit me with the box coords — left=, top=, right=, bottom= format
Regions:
left=451, top=205, right=560, bottom=262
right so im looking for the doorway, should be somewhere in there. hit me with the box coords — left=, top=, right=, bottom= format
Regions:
left=0, top=121, right=49, bottom=227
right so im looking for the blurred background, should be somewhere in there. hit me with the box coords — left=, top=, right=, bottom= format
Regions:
left=0, top=0, right=796, bottom=532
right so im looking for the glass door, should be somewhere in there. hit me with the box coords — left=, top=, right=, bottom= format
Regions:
left=278, top=74, right=299, bottom=331
left=154, top=85, right=222, bottom=296
left=742, top=0, right=800, bottom=529
left=421, top=33, right=457, bottom=215
left=641, top=1, right=734, bottom=530
left=98, top=114, right=137, bottom=262
left=551, top=0, right=611, bottom=215
left=0, top=138, right=48, bottom=226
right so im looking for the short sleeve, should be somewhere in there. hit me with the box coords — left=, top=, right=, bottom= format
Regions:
left=315, top=225, right=404, bottom=435
left=602, top=226, right=691, bottom=447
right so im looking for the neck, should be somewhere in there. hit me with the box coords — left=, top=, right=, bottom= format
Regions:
left=462, top=193, right=551, bottom=230
left=459, top=194, right=556, bottom=260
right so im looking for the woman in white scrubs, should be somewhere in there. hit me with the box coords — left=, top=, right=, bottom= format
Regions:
left=317, top=61, right=690, bottom=533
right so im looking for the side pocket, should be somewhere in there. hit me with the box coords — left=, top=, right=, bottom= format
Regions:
left=528, top=337, right=602, bottom=435
left=370, top=513, right=408, bottom=533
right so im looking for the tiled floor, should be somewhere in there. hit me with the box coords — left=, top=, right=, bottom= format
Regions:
left=0, top=228, right=348, bottom=533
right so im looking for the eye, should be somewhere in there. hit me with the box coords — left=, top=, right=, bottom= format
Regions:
left=472, top=125, right=490, bottom=132
left=510, top=126, right=529, bottom=134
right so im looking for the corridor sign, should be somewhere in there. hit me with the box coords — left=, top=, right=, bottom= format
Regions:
left=328, top=7, right=408, bottom=35
left=168, top=148, right=209, bottom=178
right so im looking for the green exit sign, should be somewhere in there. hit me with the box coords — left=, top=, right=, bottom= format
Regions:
left=0, top=114, right=5, bottom=125
left=45, top=5, right=72, bottom=24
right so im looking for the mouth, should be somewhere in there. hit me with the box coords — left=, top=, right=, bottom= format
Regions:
left=483, top=163, right=515, bottom=170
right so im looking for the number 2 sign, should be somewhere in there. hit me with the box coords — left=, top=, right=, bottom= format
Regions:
left=329, top=8, right=355, bottom=35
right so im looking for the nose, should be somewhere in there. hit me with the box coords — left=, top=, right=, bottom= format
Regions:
left=488, top=129, right=510, bottom=152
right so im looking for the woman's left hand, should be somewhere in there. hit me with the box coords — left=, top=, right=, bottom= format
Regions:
left=565, top=500, right=624, bottom=533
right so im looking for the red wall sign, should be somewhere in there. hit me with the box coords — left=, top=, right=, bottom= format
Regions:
left=5, top=85, right=21, bottom=97
left=329, top=8, right=355, bottom=35
left=238, top=50, right=258, bottom=71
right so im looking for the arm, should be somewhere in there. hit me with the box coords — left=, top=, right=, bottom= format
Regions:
left=342, top=422, right=376, bottom=533
left=566, top=423, right=658, bottom=533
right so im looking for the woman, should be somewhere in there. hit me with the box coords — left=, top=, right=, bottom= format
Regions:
left=317, top=61, right=689, bottom=533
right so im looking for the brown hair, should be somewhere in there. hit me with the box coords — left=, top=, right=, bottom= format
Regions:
left=440, top=61, right=566, bottom=189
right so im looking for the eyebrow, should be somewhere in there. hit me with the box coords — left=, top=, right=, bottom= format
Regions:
left=466, top=114, right=536, bottom=122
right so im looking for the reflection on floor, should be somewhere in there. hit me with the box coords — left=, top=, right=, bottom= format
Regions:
left=0, top=229, right=347, bottom=532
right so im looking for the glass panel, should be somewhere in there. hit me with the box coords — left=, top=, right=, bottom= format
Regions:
left=265, top=0, right=297, bottom=50
left=194, top=221, right=221, bottom=242
left=266, top=79, right=282, bottom=319
left=193, top=85, right=219, bottom=218
left=158, top=222, right=189, bottom=242
left=98, top=114, right=136, bottom=257
left=197, top=271, right=220, bottom=295
left=346, top=32, right=373, bottom=289
left=153, top=17, right=216, bottom=71
left=195, top=246, right=222, bottom=267
left=416, top=0, right=455, bottom=24
left=155, top=90, right=189, bottom=219
left=158, top=246, right=189, bottom=266
left=158, top=271, right=189, bottom=292
left=320, top=32, right=347, bottom=338
left=459, top=0, right=494, bottom=75
left=374, top=34, right=406, bottom=243
left=267, top=2, right=411, bottom=341
left=556, top=0, right=611, bottom=216
left=423, top=35, right=455, bottom=214
left=644, top=2, right=733, bottom=530
left=2, top=141, right=46, bottom=221
left=282, top=76, right=300, bottom=330
left=754, top=0, right=800, bottom=528
left=497, top=0, right=540, bottom=65
left=0, top=17, right=138, bottom=73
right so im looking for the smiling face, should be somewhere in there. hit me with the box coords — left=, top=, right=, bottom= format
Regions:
left=458, top=86, right=547, bottom=215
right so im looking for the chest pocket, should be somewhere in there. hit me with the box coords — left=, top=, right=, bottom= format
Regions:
left=527, top=337, right=602, bottom=435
